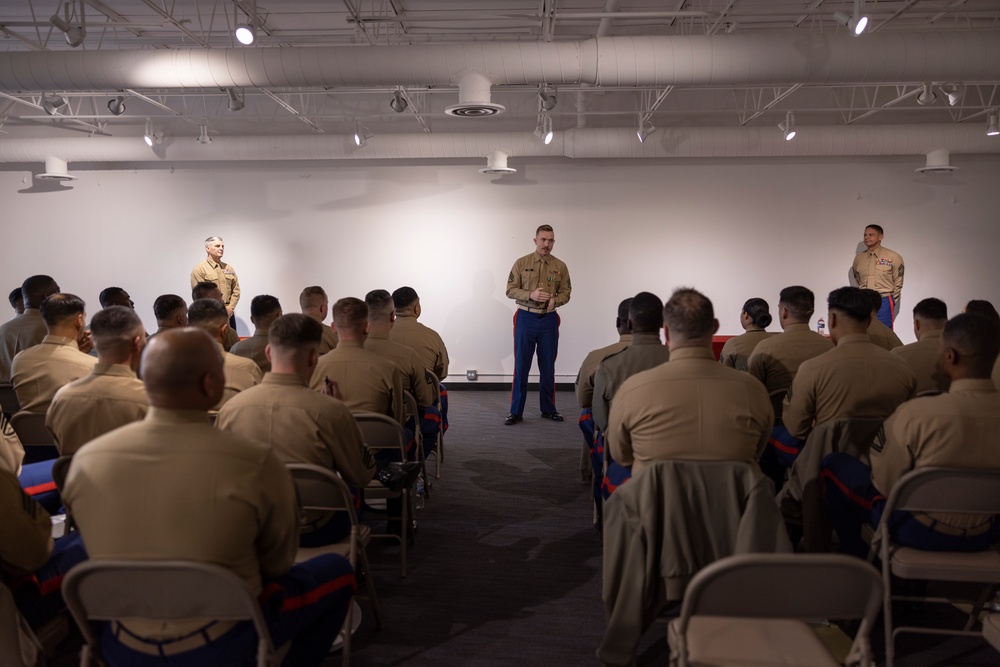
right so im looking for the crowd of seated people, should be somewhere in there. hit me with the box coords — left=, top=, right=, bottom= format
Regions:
left=0, top=275, right=450, bottom=665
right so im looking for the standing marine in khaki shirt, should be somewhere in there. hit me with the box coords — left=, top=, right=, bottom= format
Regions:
left=852, top=224, right=903, bottom=329
left=189, top=236, right=240, bottom=319
left=892, top=297, right=950, bottom=394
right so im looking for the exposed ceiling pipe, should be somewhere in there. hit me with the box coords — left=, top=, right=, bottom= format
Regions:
left=576, top=0, right=620, bottom=129
left=0, top=125, right=995, bottom=166
left=0, top=32, right=998, bottom=92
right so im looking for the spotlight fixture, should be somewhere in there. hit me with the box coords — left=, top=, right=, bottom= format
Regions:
left=390, top=90, right=408, bottom=113
left=353, top=121, right=371, bottom=147
left=107, top=95, right=126, bottom=116
left=50, top=1, right=86, bottom=47
left=533, top=116, right=554, bottom=145
left=833, top=0, right=868, bottom=36
left=41, top=94, right=68, bottom=116
left=778, top=111, right=796, bottom=141
left=197, top=125, right=212, bottom=145
left=988, top=111, right=999, bottom=137
left=940, top=83, right=962, bottom=107
left=226, top=88, right=245, bottom=112
left=636, top=118, right=655, bottom=143
left=143, top=119, right=163, bottom=147
left=916, top=83, right=937, bottom=106
left=538, top=86, right=557, bottom=112
left=235, top=22, right=256, bottom=45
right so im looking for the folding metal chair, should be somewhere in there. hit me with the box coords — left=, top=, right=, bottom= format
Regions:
left=425, top=370, right=444, bottom=478
left=9, top=411, right=58, bottom=463
left=0, top=383, right=20, bottom=415
left=402, top=390, right=429, bottom=500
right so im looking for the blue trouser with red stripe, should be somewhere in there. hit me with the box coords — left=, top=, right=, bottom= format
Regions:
left=822, top=453, right=1000, bottom=558
left=19, top=458, right=61, bottom=514
left=438, top=384, right=449, bottom=434
left=420, top=405, right=442, bottom=454
left=99, top=554, right=355, bottom=667
left=510, top=310, right=559, bottom=416
left=877, top=295, right=896, bottom=330
left=8, top=531, right=87, bottom=628
left=759, top=425, right=803, bottom=491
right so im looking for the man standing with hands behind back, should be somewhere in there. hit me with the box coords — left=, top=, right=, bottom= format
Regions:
left=505, top=225, right=571, bottom=425
left=190, top=236, right=241, bottom=331
left=852, top=225, right=903, bottom=329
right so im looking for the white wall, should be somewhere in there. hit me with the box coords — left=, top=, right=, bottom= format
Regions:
left=2, top=154, right=998, bottom=383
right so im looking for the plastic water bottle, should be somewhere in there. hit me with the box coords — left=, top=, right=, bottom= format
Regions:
left=415, top=476, right=425, bottom=510
left=816, top=318, right=826, bottom=336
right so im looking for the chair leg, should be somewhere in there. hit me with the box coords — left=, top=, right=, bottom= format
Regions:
left=340, top=600, right=352, bottom=667
left=400, top=489, right=409, bottom=578
left=358, top=546, right=384, bottom=630
left=882, top=552, right=895, bottom=667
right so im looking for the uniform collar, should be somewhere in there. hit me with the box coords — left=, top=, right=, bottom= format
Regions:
left=668, top=347, right=715, bottom=361
left=918, top=329, right=943, bottom=342
left=146, top=406, right=213, bottom=424
left=205, top=257, right=224, bottom=269
left=835, top=333, right=871, bottom=345
left=93, top=363, right=138, bottom=379
left=533, top=251, right=551, bottom=262
left=783, top=323, right=811, bottom=333
left=948, top=378, right=996, bottom=394
left=618, top=333, right=633, bottom=344
left=367, top=330, right=391, bottom=340
left=252, top=329, right=268, bottom=338
left=338, top=339, right=364, bottom=349
left=20, top=309, right=42, bottom=319
left=866, top=245, right=883, bottom=256
left=631, top=332, right=663, bottom=345
left=41, top=335, right=79, bottom=349
left=262, top=372, right=308, bottom=388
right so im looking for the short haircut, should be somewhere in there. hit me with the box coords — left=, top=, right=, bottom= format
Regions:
left=192, top=281, right=221, bottom=301
left=742, top=298, right=773, bottom=329
left=861, top=289, right=883, bottom=313
left=943, top=313, right=1000, bottom=373
left=299, top=286, right=328, bottom=310
left=205, top=236, right=223, bottom=244
left=392, top=286, right=419, bottom=311
left=186, top=298, right=229, bottom=330
left=99, top=286, right=129, bottom=308
left=269, top=313, right=323, bottom=349
left=865, top=224, right=884, bottom=236
left=91, top=306, right=143, bottom=353
left=153, top=294, right=186, bottom=322
left=629, top=292, right=663, bottom=333
left=40, top=293, right=85, bottom=326
left=616, top=298, right=632, bottom=322
left=663, top=288, right=715, bottom=340
left=827, top=287, right=871, bottom=324
left=21, top=275, right=59, bottom=308
left=9, top=288, right=22, bottom=308
left=535, top=224, right=554, bottom=236
left=250, top=294, right=281, bottom=321
left=365, top=289, right=394, bottom=324
left=331, top=297, right=368, bottom=334
left=964, top=300, right=1000, bottom=322
left=913, top=298, right=948, bottom=321
left=778, top=286, right=815, bottom=322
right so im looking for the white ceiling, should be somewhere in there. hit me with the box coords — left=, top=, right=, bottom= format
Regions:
left=0, top=0, right=999, bottom=166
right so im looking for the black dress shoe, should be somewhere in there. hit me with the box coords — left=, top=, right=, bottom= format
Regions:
left=375, top=462, right=421, bottom=492
left=541, top=412, right=564, bottom=422
left=504, top=414, right=523, bottom=425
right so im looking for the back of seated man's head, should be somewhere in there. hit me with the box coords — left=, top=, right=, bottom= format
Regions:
left=663, top=288, right=715, bottom=344
left=250, top=294, right=282, bottom=329
left=99, top=286, right=134, bottom=310
left=365, top=289, right=395, bottom=325
left=9, top=287, right=24, bottom=315
left=942, top=313, right=1000, bottom=378
left=186, top=299, right=229, bottom=340
left=392, top=286, right=419, bottom=313
left=299, top=286, right=328, bottom=316
left=629, top=292, right=664, bottom=334
left=192, top=281, right=223, bottom=303
left=40, top=293, right=86, bottom=330
left=332, top=297, right=368, bottom=339
left=828, top=287, right=872, bottom=326
left=616, top=297, right=633, bottom=333
left=268, top=313, right=323, bottom=358
left=964, top=299, right=1000, bottom=322
left=153, top=294, right=187, bottom=327
left=141, top=328, right=225, bottom=410
left=91, top=306, right=144, bottom=361
left=861, top=289, right=883, bottom=316
left=913, top=298, right=947, bottom=325
left=778, top=286, right=814, bottom=324
left=22, top=275, right=59, bottom=309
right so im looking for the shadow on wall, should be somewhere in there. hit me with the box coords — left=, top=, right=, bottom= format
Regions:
left=314, top=167, right=465, bottom=212
left=444, top=269, right=512, bottom=380
left=17, top=170, right=74, bottom=194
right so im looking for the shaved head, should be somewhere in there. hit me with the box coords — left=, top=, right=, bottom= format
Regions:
left=140, top=328, right=225, bottom=410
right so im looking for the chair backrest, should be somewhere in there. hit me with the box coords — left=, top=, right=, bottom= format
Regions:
left=0, top=383, right=20, bottom=415
left=9, top=412, right=56, bottom=447
left=51, top=456, right=73, bottom=493
left=353, top=412, right=406, bottom=456
left=286, top=463, right=356, bottom=520
left=424, top=370, right=441, bottom=406
left=768, top=388, right=786, bottom=422
left=63, top=560, right=278, bottom=662
left=402, top=391, right=419, bottom=424
left=881, top=467, right=1000, bottom=516
left=677, top=553, right=882, bottom=630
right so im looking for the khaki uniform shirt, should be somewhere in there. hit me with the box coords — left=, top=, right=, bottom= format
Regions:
left=319, top=323, right=339, bottom=355
left=46, top=364, right=148, bottom=456
left=606, top=347, right=773, bottom=477
left=574, top=334, right=632, bottom=409
left=993, top=357, right=1000, bottom=390
left=719, top=329, right=773, bottom=371
left=190, top=258, right=241, bottom=309
left=309, top=340, right=404, bottom=425
left=365, top=332, right=436, bottom=408
left=892, top=330, right=948, bottom=394
left=0, top=468, right=52, bottom=578
left=218, top=345, right=264, bottom=410
left=389, top=315, right=448, bottom=380
left=747, top=323, right=834, bottom=395
left=230, top=331, right=270, bottom=373
left=783, top=333, right=916, bottom=441
left=505, top=252, right=571, bottom=311
left=63, top=407, right=297, bottom=639
left=852, top=245, right=904, bottom=302
left=0, top=310, right=46, bottom=383
left=871, top=379, right=1000, bottom=528
left=11, top=336, right=97, bottom=413
left=593, top=333, right=670, bottom=431
left=868, top=318, right=903, bottom=351
left=217, top=373, right=375, bottom=489
left=223, top=327, right=240, bottom=352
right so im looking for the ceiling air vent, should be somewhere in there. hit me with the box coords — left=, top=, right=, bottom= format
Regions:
left=479, top=150, right=516, bottom=175
left=36, top=156, right=77, bottom=181
left=446, top=71, right=505, bottom=118
left=914, top=148, right=958, bottom=174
